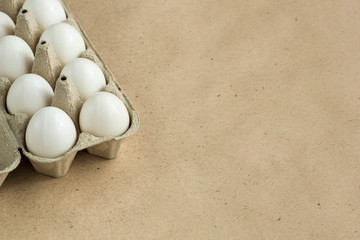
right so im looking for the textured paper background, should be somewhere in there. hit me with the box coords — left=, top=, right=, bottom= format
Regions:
left=1, top=0, right=360, bottom=239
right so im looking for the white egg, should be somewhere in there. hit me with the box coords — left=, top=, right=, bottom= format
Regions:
left=6, top=74, right=54, bottom=116
left=61, top=58, right=106, bottom=100
left=0, top=36, right=34, bottom=81
left=22, top=0, right=66, bottom=31
left=80, top=92, right=130, bottom=137
left=40, top=23, right=85, bottom=65
left=26, top=107, right=77, bottom=158
left=0, top=11, right=15, bottom=38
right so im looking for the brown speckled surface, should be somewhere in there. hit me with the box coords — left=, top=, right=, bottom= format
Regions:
left=1, top=0, right=360, bottom=239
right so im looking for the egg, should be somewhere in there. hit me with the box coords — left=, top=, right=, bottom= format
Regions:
left=0, top=36, right=34, bottom=81
left=6, top=74, right=54, bottom=116
left=22, top=0, right=66, bottom=31
left=25, top=107, right=77, bottom=158
left=40, top=23, right=85, bottom=65
left=0, top=11, right=15, bottom=38
left=79, top=92, right=130, bottom=137
left=61, top=58, right=106, bottom=100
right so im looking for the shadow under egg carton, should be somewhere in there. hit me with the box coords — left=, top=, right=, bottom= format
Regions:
left=0, top=0, right=140, bottom=187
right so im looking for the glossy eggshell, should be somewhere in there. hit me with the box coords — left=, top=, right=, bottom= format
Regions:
left=40, top=23, right=86, bottom=65
left=79, top=92, right=130, bottom=137
left=0, top=11, right=15, bottom=38
left=25, top=107, right=77, bottom=158
left=6, top=74, right=54, bottom=116
left=0, top=36, right=34, bottom=82
left=61, top=58, right=106, bottom=100
left=22, top=0, right=66, bottom=31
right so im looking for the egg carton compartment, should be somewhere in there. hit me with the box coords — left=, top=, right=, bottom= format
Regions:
left=0, top=0, right=139, bottom=187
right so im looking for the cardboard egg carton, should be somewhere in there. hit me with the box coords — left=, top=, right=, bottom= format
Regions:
left=0, top=0, right=140, bottom=187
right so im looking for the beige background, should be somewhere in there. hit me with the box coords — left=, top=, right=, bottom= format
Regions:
left=1, top=0, right=360, bottom=239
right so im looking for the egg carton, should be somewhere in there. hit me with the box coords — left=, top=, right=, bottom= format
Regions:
left=0, top=0, right=140, bottom=187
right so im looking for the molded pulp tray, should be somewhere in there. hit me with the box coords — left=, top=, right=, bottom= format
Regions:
left=0, top=0, right=140, bottom=187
